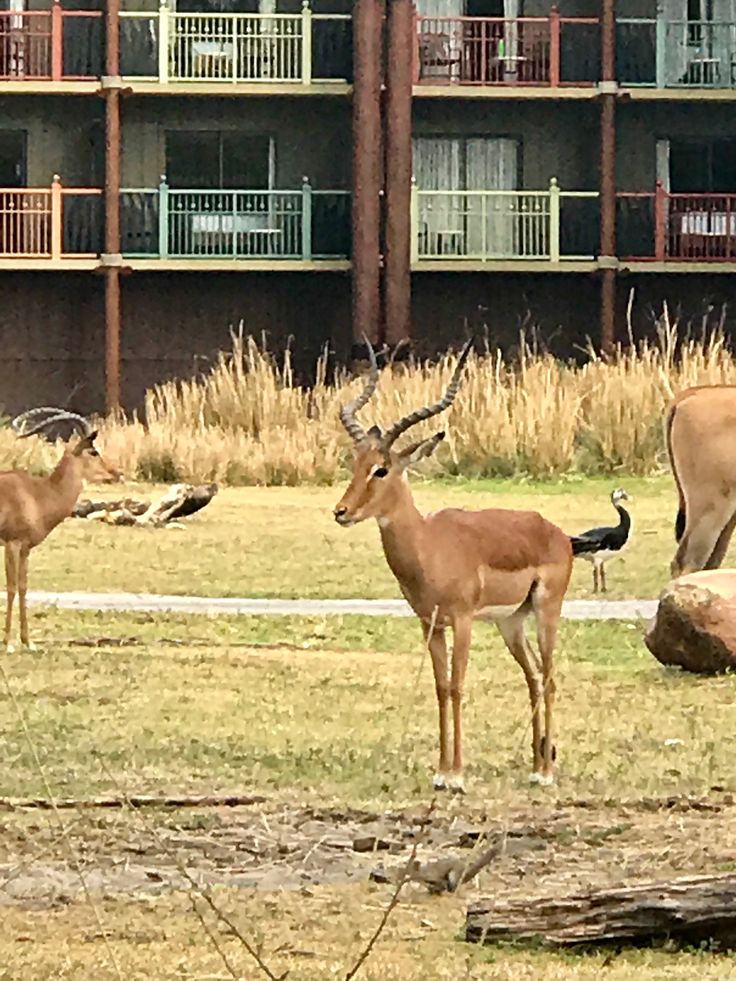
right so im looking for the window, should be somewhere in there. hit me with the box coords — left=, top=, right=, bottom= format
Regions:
left=165, top=131, right=273, bottom=189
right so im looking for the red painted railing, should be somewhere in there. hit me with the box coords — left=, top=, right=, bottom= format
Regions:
left=0, top=179, right=102, bottom=258
left=414, top=11, right=599, bottom=87
left=0, top=4, right=102, bottom=81
left=618, top=184, right=736, bottom=261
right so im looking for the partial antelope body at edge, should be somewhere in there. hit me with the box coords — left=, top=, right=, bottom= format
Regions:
left=0, top=407, right=120, bottom=652
left=667, top=386, right=736, bottom=577
left=333, top=340, right=573, bottom=790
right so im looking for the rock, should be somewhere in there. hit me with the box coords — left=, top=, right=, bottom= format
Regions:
left=645, top=571, right=736, bottom=674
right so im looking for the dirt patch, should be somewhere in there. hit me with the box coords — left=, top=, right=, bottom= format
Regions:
left=0, top=795, right=734, bottom=910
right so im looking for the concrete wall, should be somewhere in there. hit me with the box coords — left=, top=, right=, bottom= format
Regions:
left=0, top=98, right=102, bottom=186
left=120, top=98, right=352, bottom=190
left=2, top=270, right=736, bottom=415
left=413, top=101, right=600, bottom=190
left=617, top=103, right=736, bottom=190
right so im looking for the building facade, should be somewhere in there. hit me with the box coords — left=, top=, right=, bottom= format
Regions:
left=1, top=0, right=736, bottom=410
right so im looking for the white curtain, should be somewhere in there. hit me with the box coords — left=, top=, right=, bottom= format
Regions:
left=656, top=138, right=670, bottom=191
left=661, top=0, right=689, bottom=85
left=413, top=136, right=519, bottom=258
left=503, top=0, right=519, bottom=77
left=710, top=0, right=736, bottom=83
left=413, top=137, right=463, bottom=255
left=415, top=0, right=463, bottom=15
left=466, top=137, right=518, bottom=257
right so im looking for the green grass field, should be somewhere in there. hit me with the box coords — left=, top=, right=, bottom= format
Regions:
left=1, top=609, right=735, bottom=979
left=30, top=475, right=687, bottom=601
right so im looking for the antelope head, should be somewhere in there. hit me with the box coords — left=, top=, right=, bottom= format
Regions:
left=12, top=407, right=122, bottom=484
left=333, top=339, right=473, bottom=526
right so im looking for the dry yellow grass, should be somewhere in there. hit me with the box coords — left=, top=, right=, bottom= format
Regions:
left=4, top=320, right=736, bottom=485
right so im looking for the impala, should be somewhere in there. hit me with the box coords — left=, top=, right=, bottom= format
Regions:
left=667, top=385, right=736, bottom=576
left=1, top=407, right=120, bottom=651
left=333, top=341, right=573, bottom=790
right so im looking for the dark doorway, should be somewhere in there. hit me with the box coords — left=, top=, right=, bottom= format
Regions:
left=0, top=130, right=26, bottom=187
left=670, top=139, right=736, bottom=193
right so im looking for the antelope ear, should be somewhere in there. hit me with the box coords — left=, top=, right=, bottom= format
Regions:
left=397, top=431, right=445, bottom=469
left=72, top=432, right=96, bottom=455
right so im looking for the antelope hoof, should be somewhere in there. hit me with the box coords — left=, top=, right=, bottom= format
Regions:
left=22, top=641, right=37, bottom=652
left=432, top=773, right=448, bottom=791
left=447, top=773, right=466, bottom=795
left=529, top=772, right=555, bottom=787
left=4, top=642, right=14, bottom=654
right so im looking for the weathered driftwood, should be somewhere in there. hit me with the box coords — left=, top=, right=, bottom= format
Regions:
left=466, top=873, right=736, bottom=947
left=645, top=570, right=736, bottom=673
left=0, top=792, right=265, bottom=811
left=73, top=482, right=218, bottom=527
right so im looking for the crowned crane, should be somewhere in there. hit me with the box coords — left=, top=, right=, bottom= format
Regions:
left=569, top=488, right=632, bottom=593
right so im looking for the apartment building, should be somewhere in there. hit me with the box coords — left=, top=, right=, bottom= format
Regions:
left=1, top=0, right=735, bottom=410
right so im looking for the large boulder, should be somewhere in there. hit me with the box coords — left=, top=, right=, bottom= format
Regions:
left=645, top=571, right=736, bottom=674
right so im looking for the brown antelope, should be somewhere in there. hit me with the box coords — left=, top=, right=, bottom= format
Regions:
left=333, top=342, right=573, bottom=790
left=667, top=385, right=736, bottom=576
left=1, top=407, right=120, bottom=652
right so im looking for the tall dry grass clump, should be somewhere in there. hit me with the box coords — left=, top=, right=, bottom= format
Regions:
left=4, top=318, right=736, bottom=485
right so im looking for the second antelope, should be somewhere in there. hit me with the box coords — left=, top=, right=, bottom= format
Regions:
left=0, top=408, right=119, bottom=652
left=333, top=341, right=573, bottom=790
left=667, top=386, right=736, bottom=576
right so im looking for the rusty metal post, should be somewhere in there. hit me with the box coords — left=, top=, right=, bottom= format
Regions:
left=384, top=0, right=412, bottom=349
left=351, top=0, right=383, bottom=350
left=599, top=0, right=617, bottom=354
left=103, top=0, right=122, bottom=411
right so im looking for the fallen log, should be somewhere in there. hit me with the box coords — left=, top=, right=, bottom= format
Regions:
left=73, top=482, right=218, bottom=528
left=466, top=873, right=736, bottom=947
left=0, top=792, right=266, bottom=811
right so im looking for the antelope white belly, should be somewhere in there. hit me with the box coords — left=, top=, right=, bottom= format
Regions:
left=475, top=603, right=522, bottom=623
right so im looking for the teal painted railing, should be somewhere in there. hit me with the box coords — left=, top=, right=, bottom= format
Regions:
left=120, top=178, right=351, bottom=260
left=617, top=18, right=736, bottom=87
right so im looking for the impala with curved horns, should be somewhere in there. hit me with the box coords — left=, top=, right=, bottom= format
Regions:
left=334, top=341, right=573, bottom=789
left=667, top=385, right=736, bottom=576
left=1, top=407, right=120, bottom=651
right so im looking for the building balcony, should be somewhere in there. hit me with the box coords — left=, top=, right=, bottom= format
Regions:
left=414, top=13, right=599, bottom=94
left=0, top=4, right=102, bottom=87
left=120, top=4, right=351, bottom=92
left=412, top=181, right=599, bottom=269
left=120, top=180, right=351, bottom=269
left=0, top=179, right=102, bottom=268
left=618, top=188, right=736, bottom=267
left=618, top=18, right=736, bottom=91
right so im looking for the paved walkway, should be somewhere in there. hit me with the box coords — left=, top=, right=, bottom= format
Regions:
left=27, top=591, right=658, bottom=621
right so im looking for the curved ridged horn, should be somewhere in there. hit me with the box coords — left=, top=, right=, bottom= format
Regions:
left=339, top=336, right=380, bottom=444
left=11, top=407, right=92, bottom=440
left=381, top=338, right=474, bottom=450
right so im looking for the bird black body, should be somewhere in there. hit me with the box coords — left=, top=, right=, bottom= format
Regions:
left=569, top=488, right=632, bottom=592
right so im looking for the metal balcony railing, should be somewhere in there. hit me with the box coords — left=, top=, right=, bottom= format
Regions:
left=0, top=179, right=102, bottom=257
left=120, top=179, right=351, bottom=260
left=619, top=186, right=736, bottom=260
left=617, top=18, right=736, bottom=88
left=414, top=13, right=599, bottom=87
left=120, top=3, right=352, bottom=84
left=411, top=180, right=599, bottom=262
left=0, top=5, right=102, bottom=80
